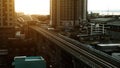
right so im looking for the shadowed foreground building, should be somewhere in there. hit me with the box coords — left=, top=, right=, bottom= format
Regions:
left=0, top=0, right=15, bottom=68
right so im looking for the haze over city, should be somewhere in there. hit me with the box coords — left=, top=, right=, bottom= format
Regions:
left=15, top=0, right=50, bottom=15
left=88, top=0, right=120, bottom=11
left=15, top=0, right=120, bottom=15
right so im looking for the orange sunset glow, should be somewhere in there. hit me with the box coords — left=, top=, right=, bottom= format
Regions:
left=15, top=0, right=50, bottom=15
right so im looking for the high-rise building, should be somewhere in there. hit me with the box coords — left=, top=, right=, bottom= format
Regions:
left=0, top=0, right=15, bottom=41
left=0, top=0, right=15, bottom=27
left=50, top=0, right=87, bottom=27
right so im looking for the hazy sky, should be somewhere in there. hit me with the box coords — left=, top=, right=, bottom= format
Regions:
left=88, top=0, right=120, bottom=11
left=15, top=0, right=50, bottom=15
left=15, top=0, right=120, bottom=14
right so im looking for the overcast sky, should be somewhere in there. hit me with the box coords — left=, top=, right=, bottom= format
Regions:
left=88, top=0, right=120, bottom=11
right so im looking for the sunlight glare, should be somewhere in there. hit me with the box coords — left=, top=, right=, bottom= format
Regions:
left=15, top=0, right=50, bottom=15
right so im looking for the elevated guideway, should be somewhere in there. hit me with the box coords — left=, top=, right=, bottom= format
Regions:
left=30, top=26, right=120, bottom=68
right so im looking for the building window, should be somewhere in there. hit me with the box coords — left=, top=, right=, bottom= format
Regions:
left=9, top=9, right=12, bottom=11
left=9, top=22, right=13, bottom=26
left=0, top=22, right=1, bottom=26
left=9, top=18, right=12, bottom=20
left=9, top=4, right=12, bottom=7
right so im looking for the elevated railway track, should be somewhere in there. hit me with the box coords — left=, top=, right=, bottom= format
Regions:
left=30, top=26, right=120, bottom=68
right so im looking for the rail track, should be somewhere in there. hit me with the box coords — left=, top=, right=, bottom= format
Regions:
left=30, top=26, right=120, bottom=68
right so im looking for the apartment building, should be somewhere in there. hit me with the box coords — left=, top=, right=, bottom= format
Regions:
left=0, top=0, right=15, bottom=27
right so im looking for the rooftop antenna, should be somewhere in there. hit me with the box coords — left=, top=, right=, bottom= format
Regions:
left=107, top=4, right=110, bottom=15
left=107, top=8, right=110, bottom=15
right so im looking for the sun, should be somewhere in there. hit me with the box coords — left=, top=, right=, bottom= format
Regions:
left=15, top=0, right=50, bottom=15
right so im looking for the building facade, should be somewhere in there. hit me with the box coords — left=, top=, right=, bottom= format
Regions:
left=0, top=0, right=15, bottom=42
left=50, top=0, right=87, bottom=28
left=0, top=0, right=15, bottom=27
